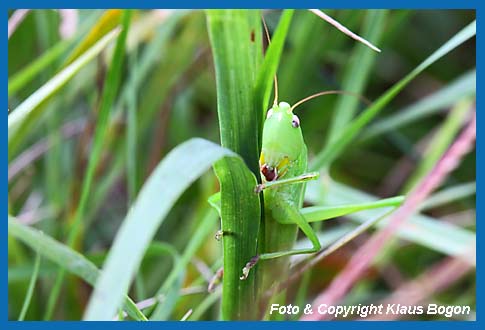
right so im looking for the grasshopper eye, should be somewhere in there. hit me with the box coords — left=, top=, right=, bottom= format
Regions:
left=291, top=114, right=300, bottom=128
left=266, top=109, right=273, bottom=119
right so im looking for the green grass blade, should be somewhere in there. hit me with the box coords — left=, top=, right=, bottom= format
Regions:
left=206, top=9, right=263, bottom=320
left=190, top=289, right=222, bottom=320
left=117, top=10, right=187, bottom=112
left=206, top=9, right=262, bottom=173
left=150, top=208, right=218, bottom=319
left=402, top=98, right=474, bottom=193
left=306, top=180, right=475, bottom=261
left=310, top=20, right=476, bottom=170
left=45, top=10, right=132, bottom=320
left=83, top=138, right=243, bottom=320
left=8, top=11, right=101, bottom=97
left=9, top=264, right=58, bottom=284
left=64, top=10, right=122, bottom=65
left=135, top=243, right=181, bottom=321
left=126, top=45, right=138, bottom=204
left=207, top=192, right=221, bottom=216
left=8, top=216, right=147, bottom=321
left=326, top=10, right=388, bottom=145
left=67, top=9, right=131, bottom=248
left=212, top=159, right=260, bottom=320
left=8, top=28, right=120, bottom=152
left=420, top=182, right=476, bottom=210
left=301, top=196, right=403, bottom=223
left=120, top=11, right=188, bottom=201
left=8, top=40, right=70, bottom=97
left=255, top=10, right=294, bottom=121
left=362, top=69, right=476, bottom=141
left=18, top=251, right=40, bottom=321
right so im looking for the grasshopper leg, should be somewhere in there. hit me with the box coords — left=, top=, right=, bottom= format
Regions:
left=255, top=171, right=319, bottom=193
left=240, top=201, right=321, bottom=280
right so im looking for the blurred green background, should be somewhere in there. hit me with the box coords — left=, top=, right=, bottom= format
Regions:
left=8, top=9, right=475, bottom=320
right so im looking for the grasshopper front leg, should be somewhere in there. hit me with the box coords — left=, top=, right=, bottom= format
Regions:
left=255, top=172, right=319, bottom=193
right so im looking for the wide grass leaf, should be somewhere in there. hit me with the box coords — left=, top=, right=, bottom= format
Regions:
left=8, top=217, right=147, bottom=321
left=84, top=138, right=246, bottom=320
left=206, top=10, right=263, bottom=320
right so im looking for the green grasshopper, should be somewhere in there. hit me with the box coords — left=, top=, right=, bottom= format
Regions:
left=234, top=16, right=401, bottom=286
left=209, top=16, right=402, bottom=293
left=241, top=90, right=379, bottom=282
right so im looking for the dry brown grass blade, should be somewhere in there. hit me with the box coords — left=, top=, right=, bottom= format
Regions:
left=309, top=9, right=381, bottom=52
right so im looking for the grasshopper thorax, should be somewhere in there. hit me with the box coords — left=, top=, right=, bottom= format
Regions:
left=260, top=102, right=305, bottom=182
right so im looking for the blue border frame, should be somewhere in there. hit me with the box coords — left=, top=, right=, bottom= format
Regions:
left=1, top=0, right=479, bottom=9
left=5, top=1, right=479, bottom=329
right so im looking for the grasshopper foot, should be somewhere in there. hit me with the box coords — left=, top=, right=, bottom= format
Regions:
left=214, top=230, right=224, bottom=241
left=240, top=255, right=259, bottom=280
left=255, top=184, right=265, bottom=194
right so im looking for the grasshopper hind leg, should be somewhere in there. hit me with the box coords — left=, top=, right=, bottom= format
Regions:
left=240, top=200, right=321, bottom=280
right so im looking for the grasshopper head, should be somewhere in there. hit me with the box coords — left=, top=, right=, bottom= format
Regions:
left=260, top=102, right=304, bottom=181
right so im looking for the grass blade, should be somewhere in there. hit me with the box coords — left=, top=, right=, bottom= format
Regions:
left=8, top=40, right=70, bottom=97
left=45, top=10, right=132, bottom=320
left=362, top=69, right=476, bottom=141
left=68, top=10, right=131, bottom=252
left=136, top=243, right=181, bottom=321
left=306, top=179, right=475, bottom=261
left=64, top=10, right=122, bottom=65
left=126, top=43, right=138, bottom=204
left=309, top=9, right=381, bottom=52
left=18, top=252, right=40, bottom=321
left=326, top=10, right=387, bottom=145
left=8, top=28, right=120, bottom=152
left=206, top=10, right=263, bottom=320
left=310, top=20, right=476, bottom=170
left=190, top=289, right=222, bottom=320
left=402, top=98, right=474, bottom=192
left=8, top=216, right=147, bottom=321
left=255, top=10, right=294, bottom=122
left=150, top=208, right=218, bottom=319
left=84, top=138, right=244, bottom=320
left=420, top=182, right=476, bottom=210
left=8, top=11, right=102, bottom=97
left=206, top=9, right=262, bottom=173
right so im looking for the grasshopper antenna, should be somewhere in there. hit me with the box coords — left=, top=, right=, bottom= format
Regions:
left=262, top=14, right=278, bottom=106
left=291, top=90, right=372, bottom=112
